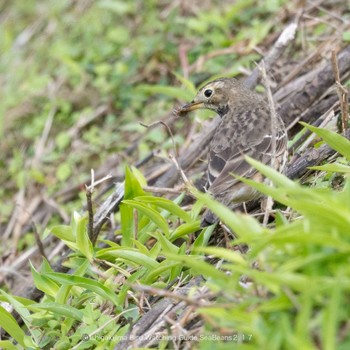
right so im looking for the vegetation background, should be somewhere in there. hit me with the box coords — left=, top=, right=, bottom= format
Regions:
left=0, top=0, right=350, bottom=349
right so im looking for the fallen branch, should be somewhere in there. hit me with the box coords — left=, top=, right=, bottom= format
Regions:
left=286, top=128, right=350, bottom=179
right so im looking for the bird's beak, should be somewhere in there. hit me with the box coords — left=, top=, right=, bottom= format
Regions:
left=177, top=101, right=204, bottom=115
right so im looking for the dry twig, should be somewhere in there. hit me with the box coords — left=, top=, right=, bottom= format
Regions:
left=331, top=50, right=349, bottom=131
left=258, top=61, right=278, bottom=226
left=31, top=222, right=48, bottom=262
left=86, top=170, right=113, bottom=245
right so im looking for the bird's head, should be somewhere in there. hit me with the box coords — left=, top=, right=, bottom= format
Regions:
left=177, top=78, right=256, bottom=117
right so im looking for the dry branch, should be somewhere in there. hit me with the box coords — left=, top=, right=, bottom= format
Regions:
left=286, top=128, right=350, bottom=180
left=114, top=276, right=205, bottom=350
left=280, top=45, right=350, bottom=129
left=244, top=22, right=298, bottom=90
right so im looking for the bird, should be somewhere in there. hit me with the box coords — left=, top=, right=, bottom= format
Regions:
left=176, top=78, right=288, bottom=226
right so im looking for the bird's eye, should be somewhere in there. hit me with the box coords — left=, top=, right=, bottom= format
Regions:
left=204, top=89, right=213, bottom=98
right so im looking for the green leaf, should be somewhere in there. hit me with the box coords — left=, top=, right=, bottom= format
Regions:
left=238, top=175, right=350, bottom=233
left=40, top=257, right=54, bottom=274
left=148, top=240, right=162, bottom=259
left=300, top=123, right=350, bottom=159
left=134, top=196, right=192, bottom=223
left=0, top=340, right=17, bottom=350
left=309, top=163, right=350, bottom=173
left=28, top=302, right=83, bottom=321
left=122, top=200, right=169, bottom=235
left=165, top=253, right=229, bottom=281
left=151, top=231, right=179, bottom=254
left=96, top=248, right=159, bottom=269
left=120, top=203, right=134, bottom=247
left=132, top=239, right=152, bottom=255
left=45, top=273, right=120, bottom=308
left=170, top=221, right=201, bottom=241
left=73, top=212, right=93, bottom=261
left=190, top=199, right=205, bottom=220
left=30, top=261, right=60, bottom=297
left=0, top=305, right=26, bottom=347
left=230, top=266, right=320, bottom=294
left=50, top=225, right=75, bottom=242
left=169, top=243, right=187, bottom=281
left=117, top=270, right=145, bottom=306
left=244, top=156, right=298, bottom=188
left=130, top=166, right=148, bottom=187
left=0, top=295, right=35, bottom=306
left=0, top=290, right=39, bottom=346
left=124, top=166, right=145, bottom=200
left=192, top=225, right=216, bottom=250
left=274, top=210, right=289, bottom=227
left=340, top=176, right=350, bottom=210
left=142, top=261, right=182, bottom=284
left=191, top=188, right=263, bottom=238
left=322, top=276, right=342, bottom=350
left=56, top=260, right=90, bottom=305
left=197, top=247, right=247, bottom=266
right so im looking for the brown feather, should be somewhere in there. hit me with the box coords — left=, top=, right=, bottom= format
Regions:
left=177, top=77, right=288, bottom=225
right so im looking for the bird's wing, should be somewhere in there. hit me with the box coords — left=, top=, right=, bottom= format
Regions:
left=208, top=110, right=287, bottom=196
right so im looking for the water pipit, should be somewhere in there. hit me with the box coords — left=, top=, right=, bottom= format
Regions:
left=176, top=78, right=288, bottom=226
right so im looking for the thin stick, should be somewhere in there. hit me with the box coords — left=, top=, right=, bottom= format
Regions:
left=86, top=186, right=94, bottom=243
left=133, top=208, right=138, bottom=242
left=32, top=222, right=49, bottom=261
left=259, top=60, right=277, bottom=226
left=32, top=106, right=56, bottom=168
left=140, top=120, right=179, bottom=158
left=331, top=50, right=349, bottom=131
left=244, top=22, right=298, bottom=90
left=168, top=153, right=191, bottom=188
left=297, top=110, right=335, bottom=154
left=260, top=60, right=277, bottom=166
left=86, top=170, right=113, bottom=245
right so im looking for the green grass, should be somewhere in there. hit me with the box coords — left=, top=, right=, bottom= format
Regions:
left=2, top=136, right=350, bottom=348
left=1, top=1, right=350, bottom=349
